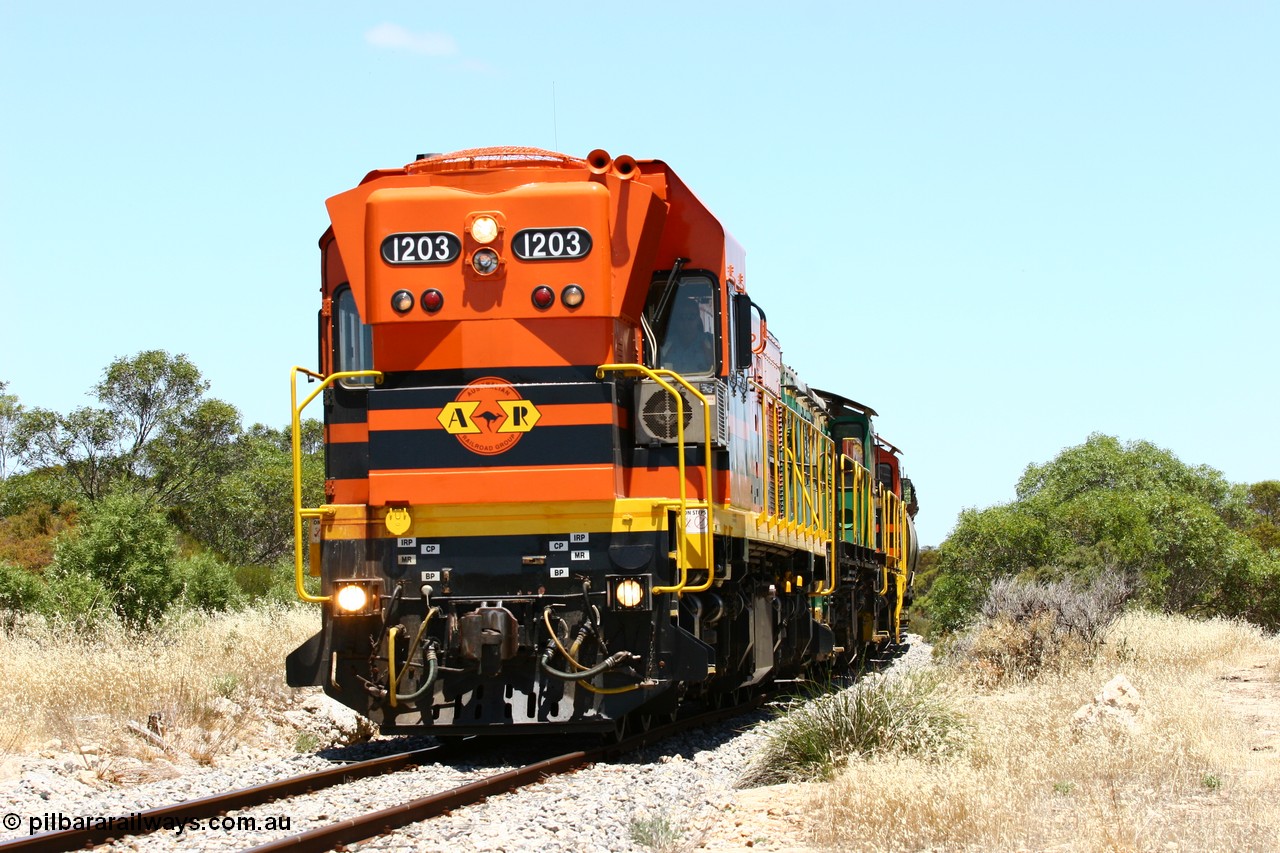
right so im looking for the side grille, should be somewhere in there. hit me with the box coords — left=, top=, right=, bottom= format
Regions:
left=634, top=380, right=729, bottom=447
left=641, top=389, right=694, bottom=441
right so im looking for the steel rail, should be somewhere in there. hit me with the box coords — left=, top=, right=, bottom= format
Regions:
left=0, top=692, right=776, bottom=853
left=244, top=692, right=775, bottom=853
left=0, top=744, right=447, bottom=853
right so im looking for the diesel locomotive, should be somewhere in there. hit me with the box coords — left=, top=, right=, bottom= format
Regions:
left=286, top=147, right=920, bottom=736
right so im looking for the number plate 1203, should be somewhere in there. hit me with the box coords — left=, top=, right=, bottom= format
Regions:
left=512, top=227, right=591, bottom=260
left=380, top=232, right=462, bottom=265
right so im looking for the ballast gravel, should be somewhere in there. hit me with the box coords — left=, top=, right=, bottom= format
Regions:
left=0, top=637, right=932, bottom=852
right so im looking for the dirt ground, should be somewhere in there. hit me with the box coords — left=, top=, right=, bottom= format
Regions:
left=692, top=648, right=1280, bottom=852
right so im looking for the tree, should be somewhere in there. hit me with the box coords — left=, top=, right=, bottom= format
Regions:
left=96, top=350, right=207, bottom=456
left=922, top=434, right=1280, bottom=633
left=174, top=421, right=323, bottom=566
left=12, top=351, right=235, bottom=504
left=14, top=406, right=124, bottom=501
left=145, top=398, right=242, bottom=506
left=0, top=381, right=22, bottom=480
left=1242, top=481, right=1280, bottom=552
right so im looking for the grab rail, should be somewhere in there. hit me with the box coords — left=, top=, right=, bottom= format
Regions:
left=595, top=363, right=714, bottom=595
left=291, top=366, right=383, bottom=604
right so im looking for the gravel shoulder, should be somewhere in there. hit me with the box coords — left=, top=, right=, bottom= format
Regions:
left=0, top=641, right=934, bottom=851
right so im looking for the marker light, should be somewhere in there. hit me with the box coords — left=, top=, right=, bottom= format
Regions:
left=421, top=289, right=444, bottom=313
left=470, top=215, right=499, bottom=244
left=335, top=584, right=369, bottom=613
left=614, top=578, right=645, bottom=609
left=471, top=248, right=500, bottom=276
left=532, top=285, right=555, bottom=309
left=561, top=284, right=585, bottom=308
left=391, top=290, right=415, bottom=313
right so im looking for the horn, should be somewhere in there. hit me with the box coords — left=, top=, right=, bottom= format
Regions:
left=612, top=154, right=639, bottom=180
left=586, top=149, right=612, bottom=175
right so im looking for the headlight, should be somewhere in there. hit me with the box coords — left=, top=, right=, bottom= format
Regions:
left=332, top=580, right=381, bottom=616
left=470, top=215, right=499, bottom=244
left=391, top=289, right=415, bottom=313
left=608, top=575, right=651, bottom=610
left=336, top=584, right=368, bottom=612
left=561, top=285, right=584, bottom=308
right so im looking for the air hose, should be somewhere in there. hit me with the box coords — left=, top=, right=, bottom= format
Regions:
left=539, top=642, right=634, bottom=681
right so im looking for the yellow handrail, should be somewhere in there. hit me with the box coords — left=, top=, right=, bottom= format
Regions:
left=749, top=381, right=840, bottom=595
left=291, top=366, right=384, bottom=604
left=837, top=454, right=874, bottom=551
left=595, top=364, right=714, bottom=595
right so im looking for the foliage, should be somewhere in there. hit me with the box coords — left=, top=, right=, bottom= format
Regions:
left=12, top=351, right=235, bottom=505
left=2, top=352, right=323, bottom=622
left=39, top=567, right=113, bottom=625
left=0, top=467, right=80, bottom=521
left=0, top=560, right=46, bottom=614
left=50, top=490, right=180, bottom=626
left=948, top=577, right=1129, bottom=683
left=628, top=816, right=684, bottom=852
left=922, top=434, right=1280, bottom=633
left=173, top=423, right=322, bottom=566
left=1240, top=480, right=1280, bottom=552
left=0, top=380, right=21, bottom=480
left=95, top=350, right=208, bottom=455
left=742, top=670, right=964, bottom=786
left=175, top=552, right=243, bottom=612
left=13, top=406, right=125, bottom=501
left=0, top=498, right=75, bottom=572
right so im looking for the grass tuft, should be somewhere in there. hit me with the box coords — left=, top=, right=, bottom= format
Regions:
left=741, top=670, right=964, bottom=786
left=628, top=815, right=684, bottom=852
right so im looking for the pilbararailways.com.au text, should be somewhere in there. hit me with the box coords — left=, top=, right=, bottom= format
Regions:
left=6, top=811, right=293, bottom=836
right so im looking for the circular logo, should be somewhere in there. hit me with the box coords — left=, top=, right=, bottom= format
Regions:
left=437, top=377, right=542, bottom=456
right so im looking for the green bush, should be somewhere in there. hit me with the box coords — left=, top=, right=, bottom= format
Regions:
left=176, top=552, right=243, bottom=612
left=39, top=566, right=113, bottom=624
left=742, top=671, right=964, bottom=786
left=51, top=490, right=179, bottom=626
left=235, top=558, right=312, bottom=605
left=0, top=560, right=47, bottom=615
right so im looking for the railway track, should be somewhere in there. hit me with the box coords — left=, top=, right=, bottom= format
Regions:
left=0, top=694, right=773, bottom=853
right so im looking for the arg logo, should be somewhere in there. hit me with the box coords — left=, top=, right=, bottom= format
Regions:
left=437, top=377, right=542, bottom=456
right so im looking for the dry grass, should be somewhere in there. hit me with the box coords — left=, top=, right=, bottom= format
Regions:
left=810, top=611, right=1280, bottom=852
left=0, top=604, right=317, bottom=768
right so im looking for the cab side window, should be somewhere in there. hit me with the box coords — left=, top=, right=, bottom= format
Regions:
left=877, top=462, right=894, bottom=491
left=656, top=277, right=716, bottom=375
left=334, top=286, right=373, bottom=384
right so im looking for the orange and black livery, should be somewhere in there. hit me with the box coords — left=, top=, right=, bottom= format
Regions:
left=286, top=147, right=921, bottom=736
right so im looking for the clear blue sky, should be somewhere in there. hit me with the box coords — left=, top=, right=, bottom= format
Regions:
left=2, top=2, right=1276, bottom=546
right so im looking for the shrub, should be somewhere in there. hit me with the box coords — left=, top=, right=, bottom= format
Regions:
left=628, top=816, right=684, bottom=852
left=176, top=552, right=243, bottom=612
left=949, top=576, right=1129, bottom=683
left=38, top=567, right=113, bottom=624
left=925, top=436, right=1277, bottom=632
left=234, top=558, right=309, bottom=604
left=742, top=670, right=964, bottom=786
left=51, top=490, right=179, bottom=626
left=0, top=560, right=47, bottom=618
